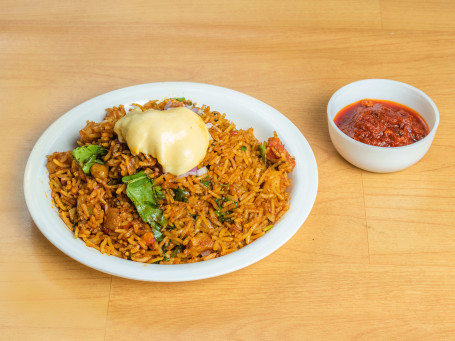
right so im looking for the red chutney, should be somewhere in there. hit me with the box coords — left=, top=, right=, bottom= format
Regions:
left=334, top=99, right=430, bottom=147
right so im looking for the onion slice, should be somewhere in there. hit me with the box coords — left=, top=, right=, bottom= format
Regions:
left=196, top=166, right=208, bottom=176
left=176, top=167, right=198, bottom=178
left=164, top=101, right=172, bottom=110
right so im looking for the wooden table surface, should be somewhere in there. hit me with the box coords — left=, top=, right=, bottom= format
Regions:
left=3, top=0, right=455, bottom=340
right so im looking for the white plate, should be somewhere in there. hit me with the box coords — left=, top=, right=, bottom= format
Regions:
left=24, top=82, right=318, bottom=282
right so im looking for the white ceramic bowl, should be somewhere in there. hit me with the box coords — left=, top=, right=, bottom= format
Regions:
left=327, top=79, right=439, bottom=172
left=24, top=82, right=318, bottom=282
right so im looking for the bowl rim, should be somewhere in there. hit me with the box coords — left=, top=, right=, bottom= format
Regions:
left=327, top=78, right=440, bottom=151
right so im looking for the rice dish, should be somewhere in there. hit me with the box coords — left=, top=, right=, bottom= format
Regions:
left=46, top=98, right=295, bottom=264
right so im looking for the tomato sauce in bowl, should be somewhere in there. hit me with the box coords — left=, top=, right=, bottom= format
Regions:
left=334, top=99, right=429, bottom=147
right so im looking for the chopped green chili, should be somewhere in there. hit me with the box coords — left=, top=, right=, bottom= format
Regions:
left=258, top=142, right=267, bottom=164
left=263, top=225, right=273, bottom=232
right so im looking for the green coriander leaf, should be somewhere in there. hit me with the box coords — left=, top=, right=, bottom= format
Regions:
left=221, top=196, right=238, bottom=207
left=122, top=171, right=167, bottom=239
left=172, top=188, right=189, bottom=203
left=171, top=245, right=185, bottom=257
left=122, top=171, right=148, bottom=184
left=152, top=223, right=164, bottom=242
left=72, top=145, right=107, bottom=174
left=153, top=185, right=165, bottom=201
left=240, top=146, right=247, bottom=151
left=201, top=176, right=211, bottom=187
left=162, top=242, right=168, bottom=254
left=214, top=198, right=233, bottom=222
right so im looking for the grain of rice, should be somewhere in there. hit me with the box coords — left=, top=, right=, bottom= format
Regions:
left=52, top=159, right=69, bottom=168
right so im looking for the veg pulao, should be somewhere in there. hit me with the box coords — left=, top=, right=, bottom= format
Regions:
left=46, top=98, right=295, bottom=264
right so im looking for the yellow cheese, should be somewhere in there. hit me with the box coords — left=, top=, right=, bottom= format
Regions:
left=114, top=107, right=210, bottom=176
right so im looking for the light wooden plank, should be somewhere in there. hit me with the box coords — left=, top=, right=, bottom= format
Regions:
left=0, top=0, right=381, bottom=29
left=381, top=0, right=455, bottom=31
left=105, top=264, right=455, bottom=340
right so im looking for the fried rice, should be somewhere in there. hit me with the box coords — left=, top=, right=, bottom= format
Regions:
left=46, top=98, right=295, bottom=264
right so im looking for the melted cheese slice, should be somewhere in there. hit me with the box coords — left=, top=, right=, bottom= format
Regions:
left=114, top=107, right=210, bottom=176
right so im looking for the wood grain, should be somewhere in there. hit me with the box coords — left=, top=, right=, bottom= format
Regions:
left=2, top=0, right=455, bottom=340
